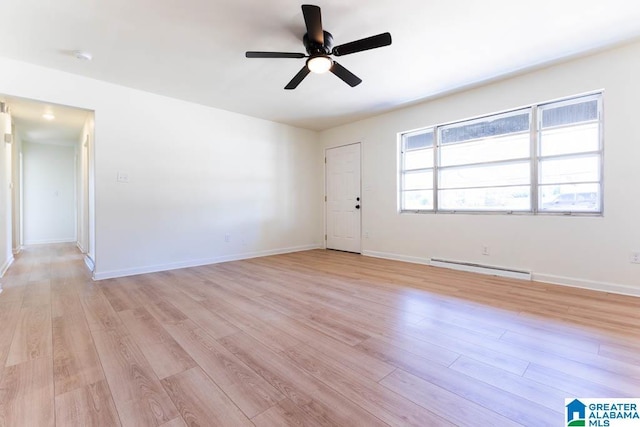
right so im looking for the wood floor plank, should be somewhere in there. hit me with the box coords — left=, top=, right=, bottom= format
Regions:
left=0, top=302, right=22, bottom=368
left=251, top=399, right=324, bottom=427
left=450, top=356, right=565, bottom=412
left=599, top=342, right=640, bottom=365
left=0, top=286, right=25, bottom=303
left=161, top=367, right=253, bottom=427
left=143, top=299, right=188, bottom=325
left=163, top=320, right=284, bottom=418
left=80, top=289, right=124, bottom=333
left=363, top=330, right=561, bottom=425
left=284, top=343, right=454, bottom=427
left=21, top=280, right=51, bottom=308
left=267, top=314, right=396, bottom=382
left=220, top=331, right=389, bottom=427
left=91, top=327, right=178, bottom=426
left=54, top=380, right=120, bottom=427
left=386, top=299, right=640, bottom=385
left=199, top=297, right=302, bottom=353
left=161, top=289, right=239, bottom=339
left=373, top=329, right=529, bottom=375
left=53, top=308, right=105, bottom=395
left=118, top=307, right=196, bottom=379
left=0, top=357, right=54, bottom=427
left=380, top=369, right=521, bottom=427
left=6, top=305, right=52, bottom=366
left=356, top=335, right=460, bottom=369
left=158, top=418, right=187, bottom=427
left=130, top=277, right=190, bottom=325
left=293, top=310, right=371, bottom=346
left=523, top=362, right=632, bottom=398
left=499, top=329, right=640, bottom=380
left=52, top=290, right=84, bottom=318
left=100, top=281, right=142, bottom=312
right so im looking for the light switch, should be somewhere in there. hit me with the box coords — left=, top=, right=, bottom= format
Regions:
left=116, top=171, right=130, bottom=183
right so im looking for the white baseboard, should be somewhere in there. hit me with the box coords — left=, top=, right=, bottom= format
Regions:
left=362, top=250, right=430, bottom=265
left=533, top=273, right=640, bottom=298
left=12, top=246, right=22, bottom=255
left=84, top=255, right=95, bottom=272
left=77, top=241, right=87, bottom=254
left=92, top=244, right=322, bottom=281
left=24, top=238, right=76, bottom=245
left=1, top=255, right=15, bottom=278
left=363, top=249, right=639, bottom=298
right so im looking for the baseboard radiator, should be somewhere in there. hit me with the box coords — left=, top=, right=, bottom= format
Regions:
left=430, top=258, right=532, bottom=281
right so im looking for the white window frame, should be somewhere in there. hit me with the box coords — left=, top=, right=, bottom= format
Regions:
left=398, top=92, right=604, bottom=216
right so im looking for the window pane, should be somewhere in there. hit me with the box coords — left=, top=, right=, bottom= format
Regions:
left=539, top=155, right=599, bottom=184
left=539, top=183, right=600, bottom=212
left=439, top=161, right=530, bottom=189
left=542, top=99, right=597, bottom=128
left=540, top=123, right=599, bottom=156
left=404, top=148, right=433, bottom=170
left=440, top=110, right=530, bottom=145
left=403, top=170, right=433, bottom=190
left=402, top=190, right=433, bottom=210
left=404, top=131, right=433, bottom=150
left=440, top=134, right=529, bottom=167
left=439, top=186, right=530, bottom=211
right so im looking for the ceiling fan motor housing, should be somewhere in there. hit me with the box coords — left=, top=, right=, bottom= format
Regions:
left=303, top=31, right=333, bottom=56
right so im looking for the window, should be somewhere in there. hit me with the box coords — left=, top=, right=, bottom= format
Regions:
left=399, top=93, right=603, bottom=214
left=537, top=96, right=602, bottom=213
left=400, top=130, right=434, bottom=210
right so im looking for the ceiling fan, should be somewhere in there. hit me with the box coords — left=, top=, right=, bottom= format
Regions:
left=245, top=4, right=392, bottom=90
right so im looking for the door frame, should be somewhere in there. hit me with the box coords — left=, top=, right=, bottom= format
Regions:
left=324, top=142, right=362, bottom=253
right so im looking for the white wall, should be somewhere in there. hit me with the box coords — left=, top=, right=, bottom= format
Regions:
left=0, top=111, right=12, bottom=276
left=12, top=130, right=22, bottom=253
left=0, top=57, right=323, bottom=279
left=77, top=114, right=93, bottom=256
left=22, top=141, right=76, bottom=245
left=321, top=41, right=640, bottom=296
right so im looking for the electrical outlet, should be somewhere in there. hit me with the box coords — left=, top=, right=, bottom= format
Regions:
left=630, top=251, right=640, bottom=264
left=363, top=231, right=370, bottom=239
left=482, top=245, right=490, bottom=256
left=224, top=234, right=230, bottom=243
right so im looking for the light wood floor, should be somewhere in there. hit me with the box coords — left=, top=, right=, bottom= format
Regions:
left=0, top=244, right=638, bottom=426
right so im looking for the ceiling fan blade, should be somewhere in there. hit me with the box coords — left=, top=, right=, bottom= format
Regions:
left=302, top=4, right=324, bottom=45
left=285, top=66, right=311, bottom=90
left=246, top=51, right=306, bottom=59
left=330, top=61, right=362, bottom=87
left=332, top=32, right=392, bottom=56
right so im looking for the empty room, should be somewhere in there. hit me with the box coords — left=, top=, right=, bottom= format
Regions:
left=0, top=1, right=639, bottom=426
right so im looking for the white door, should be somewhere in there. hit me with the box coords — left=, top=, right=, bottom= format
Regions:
left=326, top=143, right=361, bottom=253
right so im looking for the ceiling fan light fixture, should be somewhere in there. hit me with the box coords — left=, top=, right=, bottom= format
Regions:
left=307, top=56, right=332, bottom=74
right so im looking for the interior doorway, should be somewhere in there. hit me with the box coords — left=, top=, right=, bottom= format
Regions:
left=0, top=94, right=95, bottom=269
left=325, top=143, right=362, bottom=253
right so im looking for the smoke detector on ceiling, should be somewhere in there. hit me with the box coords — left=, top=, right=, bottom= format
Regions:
left=73, top=50, right=92, bottom=61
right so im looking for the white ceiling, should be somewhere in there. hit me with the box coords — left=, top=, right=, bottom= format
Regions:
left=1, top=95, right=90, bottom=146
left=1, top=0, right=640, bottom=131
